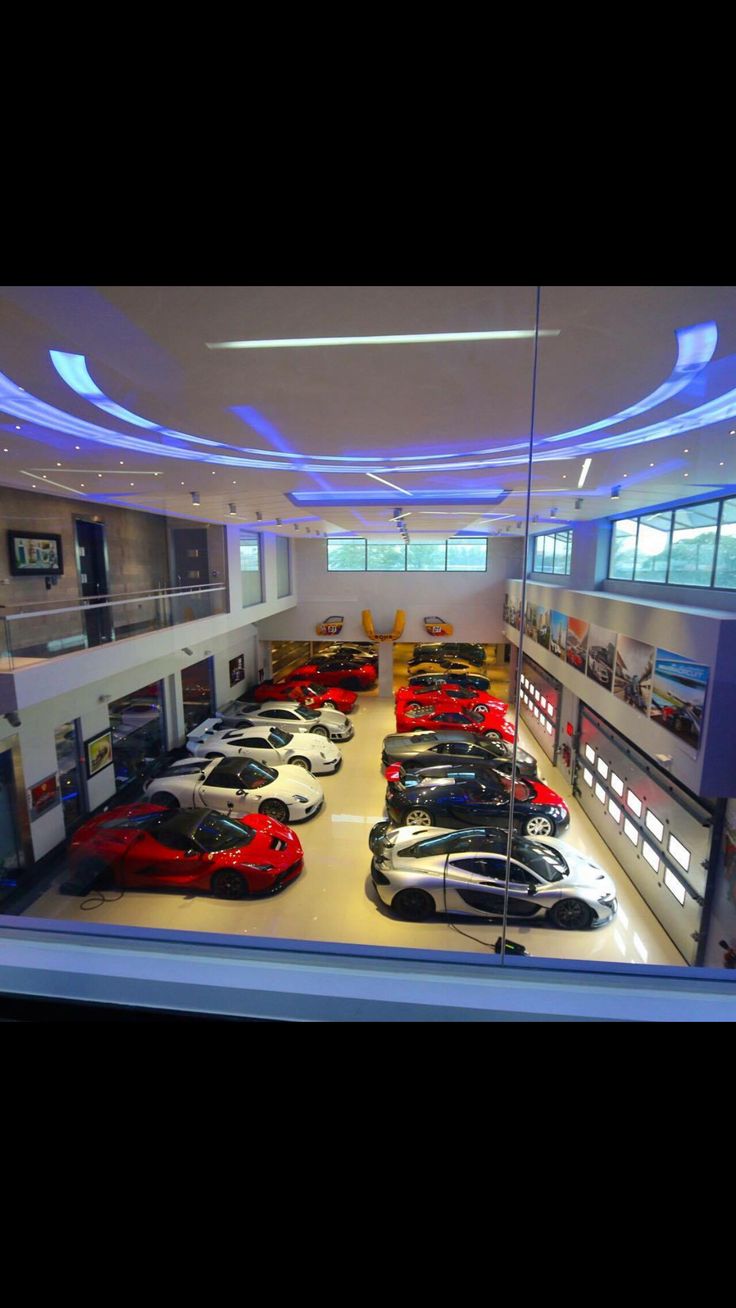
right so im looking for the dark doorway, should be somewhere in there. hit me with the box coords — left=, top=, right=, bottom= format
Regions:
left=182, top=657, right=214, bottom=733
left=0, top=748, right=23, bottom=897
left=76, top=519, right=112, bottom=646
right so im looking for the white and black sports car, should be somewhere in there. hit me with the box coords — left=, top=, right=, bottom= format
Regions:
left=217, top=700, right=354, bottom=742
left=369, top=822, right=617, bottom=929
left=186, top=721, right=342, bottom=774
left=143, top=755, right=324, bottom=823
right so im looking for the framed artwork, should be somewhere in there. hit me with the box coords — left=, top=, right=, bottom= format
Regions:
left=86, top=729, right=113, bottom=777
left=8, top=530, right=64, bottom=576
left=651, top=649, right=710, bottom=751
left=614, top=636, right=655, bottom=717
left=229, top=654, right=245, bottom=686
left=28, top=773, right=61, bottom=821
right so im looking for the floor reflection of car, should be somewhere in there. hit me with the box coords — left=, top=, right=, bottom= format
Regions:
left=369, top=823, right=617, bottom=928
left=588, top=648, right=612, bottom=685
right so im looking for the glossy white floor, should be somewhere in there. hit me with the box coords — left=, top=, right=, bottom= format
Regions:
left=24, top=661, right=685, bottom=969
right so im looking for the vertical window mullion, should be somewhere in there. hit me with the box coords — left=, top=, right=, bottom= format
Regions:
left=711, top=497, right=724, bottom=588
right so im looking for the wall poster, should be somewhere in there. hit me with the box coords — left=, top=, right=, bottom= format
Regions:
left=549, top=611, right=568, bottom=660
left=566, top=616, right=589, bottom=673
left=651, top=650, right=710, bottom=750
left=614, top=635, right=655, bottom=717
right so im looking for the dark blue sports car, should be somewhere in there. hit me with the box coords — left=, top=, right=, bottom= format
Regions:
left=385, top=764, right=570, bottom=837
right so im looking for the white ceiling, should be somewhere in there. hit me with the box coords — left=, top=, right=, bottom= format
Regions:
left=1, top=284, right=735, bottom=538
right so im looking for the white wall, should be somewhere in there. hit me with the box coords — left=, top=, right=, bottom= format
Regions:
left=257, top=536, right=524, bottom=643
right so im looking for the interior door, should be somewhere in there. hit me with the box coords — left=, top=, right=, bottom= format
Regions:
left=75, top=519, right=112, bottom=646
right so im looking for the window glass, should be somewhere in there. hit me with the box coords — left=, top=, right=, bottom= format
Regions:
left=624, top=817, right=639, bottom=845
left=626, top=790, right=643, bottom=817
left=546, top=720, right=553, bottom=734
left=597, top=758, right=609, bottom=779
left=446, top=538, right=487, bottom=571
left=668, top=834, right=691, bottom=871
left=585, top=744, right=596, bottom=764
left=714, top=497, right=736, bottom=588
left=645, top=810, right=664, bottom=841
left=583, top=768, right=594, bottom=786
left=240, top=532, right=263, bottom=606
left=610, top=518, right=638, bottom=580
left=367, top=542, right=406, bottom=571
left=552, top=531, right=570, bottom=574
left=275, top=535, right=291, bottom=597
left=110, top=684, right=164, bottom=794
left=608, top=798, right=621, bottom=822
left=327, top=539, right=366, bottom=570
left=611, top=772, right=624, bottom=797
left=642, top=841, right=660, bottom=871
left=634, top=512, right=671, bottom=581
left=407, top=542, right=446, bottom=570
left=669, top=502, right=718, bottom=586
left=594, top=781, right=606, bottom=803
left=55, top=721, right=82, bottom=832
left=664, top=868, right=687, bottom=905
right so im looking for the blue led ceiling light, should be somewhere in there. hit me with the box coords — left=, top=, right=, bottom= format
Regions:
left=0, top=320, right=729, bottom=478
left=286, top=489, right=512, bottom=506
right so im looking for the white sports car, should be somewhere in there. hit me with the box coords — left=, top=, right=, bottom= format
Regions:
left=186, top=719, right=342, bottom=775
left=369, top=823, right=617, bottom=929
left=143, top=755, right=324, bottom=823
left=217, top=700, right=354, bottom=742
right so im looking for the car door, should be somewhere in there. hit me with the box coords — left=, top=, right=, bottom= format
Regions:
left=235, top=734, right=279, bottom=767
left=445, top=855, right=509, bottom=915
left=122, top=828, right=209, bottom=888
left=198, top=765, right=254, bottom=815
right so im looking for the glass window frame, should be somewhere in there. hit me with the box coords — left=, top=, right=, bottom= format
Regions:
left=607, top=495, right=736, bottom=591
left=531, top=529, right=572, bottom=576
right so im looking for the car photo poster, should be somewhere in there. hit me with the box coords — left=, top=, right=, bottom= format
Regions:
left=614, top=636, right=655, bottom=717
left=586, top=623, right=617, bottom=691
left=651, top=649, right=710, bottom=750
left=549, top=611, right=568, bottom=660
left=566, top=617, right=589, bottom=673
left=535, top=606, right=550, bottom=649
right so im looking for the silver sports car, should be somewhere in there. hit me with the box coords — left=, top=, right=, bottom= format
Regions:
left=369, top=822, right=617, bottom=929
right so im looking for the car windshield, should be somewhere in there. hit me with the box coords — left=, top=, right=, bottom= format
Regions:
left=295, top=707, right=320, bottom=720
left=404, top=830, right=498, bottom=859
left=195, top=813, right=256, bottom=851
left=210, top=760, right=278, bottom=789
left=268, top=728, right=292, bottom=747
left=512, top=839, right=568, bottom=882
left=493, top=773, right=533, bottom=801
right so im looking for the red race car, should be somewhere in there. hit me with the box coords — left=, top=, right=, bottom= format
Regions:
left=396, top=684, right=508, bottom=719
left=253, top=679, right=357, bottom=713
left=68, top=803, right=304, bottom=899
left=285, top=660, right=377, bottom=690
left=395, top=704, right=516, bottom=743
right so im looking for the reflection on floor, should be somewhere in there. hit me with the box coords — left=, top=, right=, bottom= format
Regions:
left=23, top=648, right=685, bottom=969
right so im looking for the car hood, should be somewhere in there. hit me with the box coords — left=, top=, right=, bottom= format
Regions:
left=527, top=779, right=567, bottom=808
left=273, top=765, right=324, bottom=795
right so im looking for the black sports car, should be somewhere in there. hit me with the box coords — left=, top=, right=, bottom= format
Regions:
left=410, top=642, right=486, bottom=668
left=384, top=764, right=570, bottom=836
left=381, top=730, right=538, bottom=778
left=407, top=672, right=493, bottom=694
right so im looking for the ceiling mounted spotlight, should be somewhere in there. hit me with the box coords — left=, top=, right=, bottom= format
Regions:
left=191, top=491, right=200, bottom=506
left=98, top=694, right=112, bottom=703
left=550, top=507, right=558, bottom=518
left=611, top=485, right=621, bottom=500
left=255, top=511, right=263, bottom=521
left=229, top=503, right=237, bottom=515
left=275, top=517, right=282, bottom=525
left=181, top=647, right=193, bottom=656
left=575, top=497, right=583, bottom=509
left=3, top=711, right=21, bottom=728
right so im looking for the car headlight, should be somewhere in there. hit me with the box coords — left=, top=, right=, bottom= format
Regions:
left=598, top=893, right=616, bottom=905
left=292, top=794, right=309, bottom=802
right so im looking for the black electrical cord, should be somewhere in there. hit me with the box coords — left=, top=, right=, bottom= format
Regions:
left=79, top=887, right=125, bottom=911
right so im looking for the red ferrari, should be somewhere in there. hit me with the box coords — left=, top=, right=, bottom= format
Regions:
left=395, top=705, right=516, bottom=743
left=396, top=684, right=508, bottom=718
left=253, top=679, right=357, bottom=713
left=68, top=803, right=304, bottom=899
left=285, top=660, right=377, bottom=690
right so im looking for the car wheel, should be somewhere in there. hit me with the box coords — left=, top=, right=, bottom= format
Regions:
left=404, top=807, right=434, bottom=827
left=324, top=700, right=338, bottom=709
left=259, top=798, right=290, bottom=823
left=485, top=730, right=502, bottom=743
left=310, top=725, right=330, bottom=737
left=405, top=701, right=422, bottom=714
left=391, top=888, right=436, bottom=921
left=524, top=815, right=554, bottom=837
left=211, top=869, right=249, bottom=900
left=550, top=898, right=594, bottom=930
left=290, top=756, right=311, bottom=770
left=148, top=791, right=179, bottom=809
left=472, top=703, right=490, bottom=714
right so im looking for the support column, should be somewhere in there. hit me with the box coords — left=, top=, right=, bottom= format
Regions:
left=377, top=641, right=394, bottom=699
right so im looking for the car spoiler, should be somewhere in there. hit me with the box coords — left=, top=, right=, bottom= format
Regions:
left=186, top=716, right=223, bottom=740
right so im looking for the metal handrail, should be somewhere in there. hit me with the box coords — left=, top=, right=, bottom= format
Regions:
left=1, top=583, right=226, bottom=622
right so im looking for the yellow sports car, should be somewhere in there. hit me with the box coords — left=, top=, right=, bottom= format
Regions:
left=408, top=659, right=478, bottom=677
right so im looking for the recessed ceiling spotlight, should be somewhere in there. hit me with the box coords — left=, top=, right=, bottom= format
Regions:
left=731, top=430, right=736, bottom=436
left=56, top=462, right=62, bottom=467
left=119, top=461, right=124, bottom=465
left=684, top=448, right=689, bottom=453
left=649, top=462, right=655, bottom=467
left=562, top=474, right=567, bottom=479
left=130, top=482, right=134, bottom=486
left=720, top=461, right=725, bottom=466
left=75, top=444, right=80, bottom=449
left=98, top=473, right=102, bottom=477
left=623, top=473, right=629, bottom=477
left=15, top=426, right=20, bottom=430
left=684, top=472, right=689, bottom=477
left=2, top=449, right=7, bottom=454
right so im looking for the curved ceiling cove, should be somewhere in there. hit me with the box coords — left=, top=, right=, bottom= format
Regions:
left=0, top=322, right=730, bottom=479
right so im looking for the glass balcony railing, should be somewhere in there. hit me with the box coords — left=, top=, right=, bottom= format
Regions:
left=0, top=583, right=227, bottom=670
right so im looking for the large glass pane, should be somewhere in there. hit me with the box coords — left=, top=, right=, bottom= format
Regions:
left=55, top=722, right=83, bottom=832
left=327, top=539, right=366, bottom=570
left=109, top=682, right=165, bottom=795
left=634, top=512, right=671, bottom=581
left=446, top=538, right=487, bottom=571
left=669, top=502, right=718, bottom=586
left=552, top=531, right=571, bottom=574
left=240, top=532, right=263, bottom=606
left=407, top=541, right=446, bottom=570
left=714, top=497, right=736, bottom=588
left=275, top=535, right=291, bottom=597
left=610, top=518, right=638, bottom=579
left=366, top=542, right=406, bottom=570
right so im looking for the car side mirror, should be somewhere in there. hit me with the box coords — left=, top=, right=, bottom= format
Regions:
left=527, top=883, right=537, bottom=896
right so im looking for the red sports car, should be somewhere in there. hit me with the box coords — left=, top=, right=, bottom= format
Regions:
left=396, top=684, right=509, bottom=718
left=285, top=660, right=377, bottom=690
left=395, top=705, right=516, bottom=743
left=253, top=679, right=357, bottom=713
left=68, top=803, right=304, bottom=899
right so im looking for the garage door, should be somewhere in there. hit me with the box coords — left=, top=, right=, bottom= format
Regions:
left=575, top=707, right=714, bottom=965
left=519, top=656, right=561, bottom=763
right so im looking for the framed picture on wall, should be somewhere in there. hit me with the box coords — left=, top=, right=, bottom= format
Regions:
left=27, top=772, right=61, bottom=821
left=8, top=530, right=64, bottom=577
left=86, top=729, right=113, bottom=777
left=229, top=654, right=245, bottom=686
